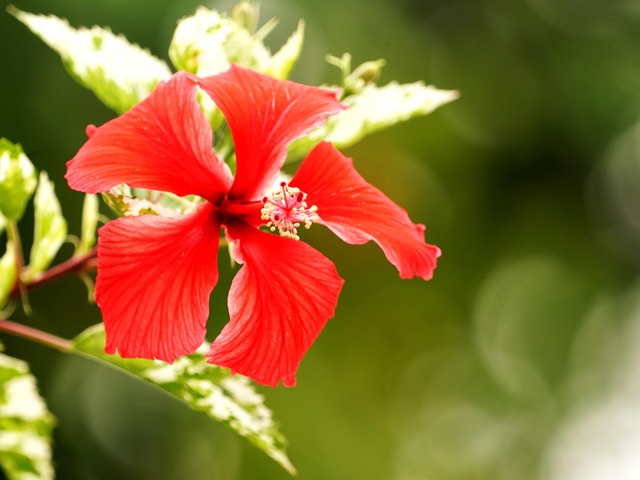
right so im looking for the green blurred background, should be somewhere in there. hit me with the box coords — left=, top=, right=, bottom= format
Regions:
left=2, top=0, right=640, bottom=479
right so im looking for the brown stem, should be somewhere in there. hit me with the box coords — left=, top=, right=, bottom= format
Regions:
left=9, top=247, right=98, bottom=300
left=0, top=319, right=72, bottom=351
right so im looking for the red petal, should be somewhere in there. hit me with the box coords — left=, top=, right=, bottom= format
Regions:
left=292, top=142, right=440, bottom=280
left=96, top=203, right=221, bottom=362
left=196, top=65, right=346, bottom=202
left=66, top=72, right=232, bottom=203
left=206, top=222, right=344, bottom=386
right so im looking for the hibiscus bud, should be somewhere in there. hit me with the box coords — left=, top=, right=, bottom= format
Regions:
left=169, top=5, right=304, bottom=81
left=0, top=240, right=17, bottom=309
left=78, top=193, right=99, bottom=255
left=345, top=58, right=386, bottom=93
left=169, top=7, right=233, bottom=76
left=0, top=138, right=37, bottom=221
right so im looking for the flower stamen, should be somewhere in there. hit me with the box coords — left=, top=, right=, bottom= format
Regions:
left=261, top=182, right=318, bottom=240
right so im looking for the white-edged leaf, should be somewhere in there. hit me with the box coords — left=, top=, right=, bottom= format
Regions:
left=0, top=139, right=37, bottom=222
left=9, top=7, right=172, bottom=114
left=289, top=81, right=459, bottom=159
left=24, top=172, right=67, bottom=283
left=0, top=353, right=55, bottom=480
left=72, top=324, right=296, bottom=475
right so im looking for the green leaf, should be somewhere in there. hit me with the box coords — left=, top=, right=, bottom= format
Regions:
left=0, top=241, right=17, bottom=310
left=0, top=139, right=37, bottom=222
left=169, top=3, right=304, bottom=80
left=23, top=172, right=67, bottom=283
left=72, top=324, right=296, bottom=474
left=289, top=80, right=459, bottom=159
left=9, top=7, right=172, bottom=114
left=77, top=194, right=98, bottom=256
left=0, top=353, right=55, bottom=480
left=267, top=20, right=305, bottom=80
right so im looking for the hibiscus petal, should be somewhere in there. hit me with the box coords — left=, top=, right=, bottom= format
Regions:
left=207, top=222, right=344, bottom=387
left=196, top=65, right=346, bottom=202
left=66, top=71, right=232, bottom=203
left=96, top=203, right=221, bottom=362
left=292, top=142, right=440, bottom=280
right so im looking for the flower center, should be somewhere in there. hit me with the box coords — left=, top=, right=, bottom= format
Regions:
left=261, top=182, right=318, bottom=240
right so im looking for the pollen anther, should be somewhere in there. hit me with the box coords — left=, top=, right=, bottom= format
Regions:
left=261, top=183, right=319, bottom=240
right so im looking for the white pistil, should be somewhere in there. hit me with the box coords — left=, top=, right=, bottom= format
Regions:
left=261, top=182, right=318, bottom=240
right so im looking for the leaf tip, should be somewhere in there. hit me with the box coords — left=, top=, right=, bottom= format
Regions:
left=5, top=4, right=21, bottom=18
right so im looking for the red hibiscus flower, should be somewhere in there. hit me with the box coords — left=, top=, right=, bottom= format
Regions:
left=66, top=65, right=440, bottom=386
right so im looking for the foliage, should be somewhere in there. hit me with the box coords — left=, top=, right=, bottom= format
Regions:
left=0, top=345, right=55, bottom=480
left=0, top=1, right=457, bottom=478
left=73, top=325, right=296, bottom=474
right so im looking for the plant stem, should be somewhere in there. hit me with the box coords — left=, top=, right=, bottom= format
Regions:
left=9, top=247, right=98, bottom=300
left=1, top=248, right=98, bottom=354
left=0, top=319, right=72, bottom=352
left=6, top=220, right=31, bottom=314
